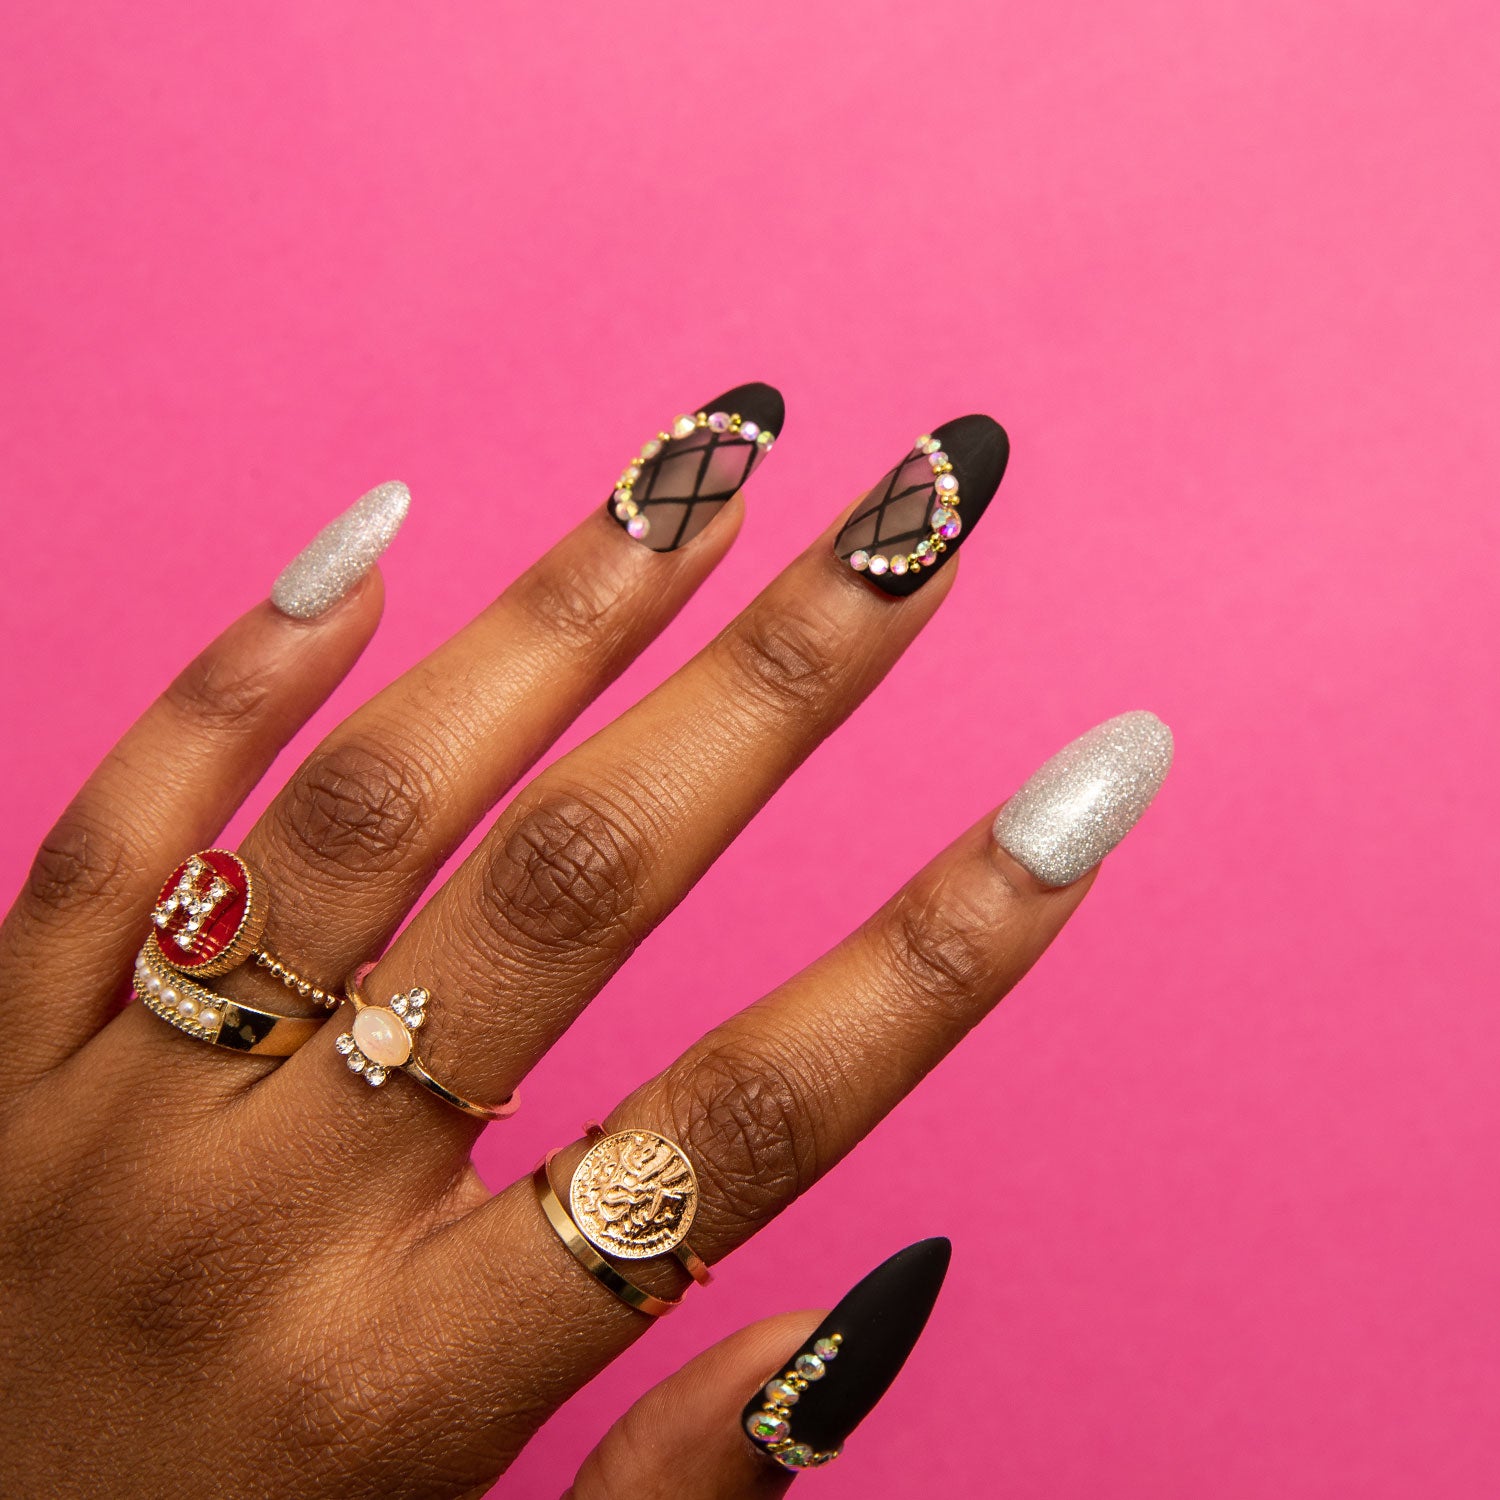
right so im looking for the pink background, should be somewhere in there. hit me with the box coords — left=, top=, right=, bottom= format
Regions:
left=2, top=3, right=1496, bottom=1495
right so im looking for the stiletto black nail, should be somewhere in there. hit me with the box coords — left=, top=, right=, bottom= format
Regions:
left=607, top=381, right=785, bottom=552
left=834, top=415, right=1008, bottom=595
left=741, top=1237, right=951, bottom=1472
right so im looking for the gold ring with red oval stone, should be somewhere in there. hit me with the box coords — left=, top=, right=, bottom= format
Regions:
left=133, top=848, right=340, bottom=1055
left=338, top=964, right=521, bottom=1121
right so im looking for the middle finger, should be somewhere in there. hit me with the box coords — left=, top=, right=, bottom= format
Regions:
left=281, top=414, right=1010, bottom=1176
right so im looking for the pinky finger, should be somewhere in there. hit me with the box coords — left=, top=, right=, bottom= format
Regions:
left=0, top=482, right=407, bottom=1080
left=568, top=1239, right=951, bottom=1500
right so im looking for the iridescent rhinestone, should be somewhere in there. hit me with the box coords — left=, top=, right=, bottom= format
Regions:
left=757, top=430, right=774, bottom=448
left=794, top=1352, right=826, bottom=1380
left=640, top=439, right=662, bottom=460
left=335, top=1033, right=356, bottom=1055
left=921, top=549, right=938, bottom=566
left=707, top=411, right=731, bottom=431
left=891, top=555, right=909, bottom=575
left=672, top=414, right=696, bottom=439
left=936, top=507, right=963, bottom=539
left=613, top=486, right=632, bottom=503
left=813, top=1337, right=840, bottom=1360
left=738, top=420, right=760, bottom=443
left=364, top=1065, right=388, bottom=1086
left=867, top=554, right=890, bottom=576
left=922, top=437, right=942, bottom=455
left=626, top=515, right=650, bottom=540
left=765, top=1378, right=800, bottom=1405
left=914, top=433, right=933, bottom=450
left=778, top=1444, right=815, bottom=1469
left=927, top=450, right=949, bottom=470
left=746, top=1410, right=790, bottom=1444
left=849, top=549, right=870, bottom=571
left=623, top=464, right=642, bottom=482
left=934, top=472, right=959, bottom=494
left=614, top=498, right=639, bottom=520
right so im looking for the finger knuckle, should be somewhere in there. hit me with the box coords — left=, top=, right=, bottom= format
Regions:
left=515, top=550, right=632, bottom=655
left=883, top=873, right=1008, bottom=1018
left=716, top=593, right=851, bottom=718
left=668, top=1030, right=818, bottom=1233
left=26, top=806, right=133, bottom=917
left=163, top=644, right=280, bottom=736
left=479, top=780, right=648, bottom=958
left=275, top=736, right=429, bottom=876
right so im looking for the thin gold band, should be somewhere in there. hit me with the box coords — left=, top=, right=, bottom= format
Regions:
left=532, top=1153, right=682, bottom=1317
left=135, top=935, right=322, bottom=1056
left=344, top=967, right=520, bottom=1122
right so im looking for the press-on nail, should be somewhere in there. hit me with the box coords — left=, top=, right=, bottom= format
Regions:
left=835, top=414, right=1008, bottom=596
left=271, top=481, right=410, bottom=619
left=993, top=711, right=1174, bottom=887
left=741, top=1238, right=951, bottom=1471
left=607, top=382, right=785, bottom=552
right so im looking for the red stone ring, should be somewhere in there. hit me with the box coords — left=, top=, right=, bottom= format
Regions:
left=133, top=849, right=343, bottom=1053
left=147, top=849, right=340, bottom=1006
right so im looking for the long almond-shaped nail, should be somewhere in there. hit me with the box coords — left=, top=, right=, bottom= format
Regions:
left=835, top=414, right=1008, bottom=595
left=271, top=481, right=410, bottom=619
left=742, top=1237, right=951, bottom=1472
left=607, top=381, right=785, bottom=552
left=993, top=710, right=1174, bottom=887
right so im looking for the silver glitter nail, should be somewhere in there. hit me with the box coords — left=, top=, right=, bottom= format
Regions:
left=271, top=481, right=410, bottom=619
left=993, top=711, right=1173, bottom=887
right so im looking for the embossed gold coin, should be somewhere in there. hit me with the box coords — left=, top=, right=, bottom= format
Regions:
left=569, top=1129, right=699, bottom=1260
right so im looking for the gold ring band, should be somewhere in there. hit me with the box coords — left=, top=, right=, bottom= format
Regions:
left=339, top=966, right=520, bottom=1121
left=134, top=936, right=323, bottom=1056
left=533, top=1154, right=682, bottom=1317
left=533, top=1127, right=711, bottom=1316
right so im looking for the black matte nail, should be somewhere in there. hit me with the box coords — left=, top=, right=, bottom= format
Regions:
left=834, top=415, right=1008, bottom=595
left=741, top=1237, right=951, bottom=1472
left=607, top=381, right=786, bottom=552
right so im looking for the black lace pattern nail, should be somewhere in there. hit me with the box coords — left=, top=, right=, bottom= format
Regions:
left=607, top=381, right=785, bottom=552
left=834, top=414, right=1009, bottom=596
left=741, top=1237, right=951, bottom=1473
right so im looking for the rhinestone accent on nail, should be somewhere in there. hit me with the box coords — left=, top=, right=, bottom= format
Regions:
left=845, top=435, right=964, bottom=579
left=745, top=1331, right=844, bottom=1470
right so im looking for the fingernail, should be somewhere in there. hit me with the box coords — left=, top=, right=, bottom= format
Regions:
left=271, top=481, right=411, bottom=619
left=993, top=710, right=1174, bottom=887
left=835, top=414, right=1008, bottom=595
left=607, top=381, right=785, bottom=551
left=742, top=1237, right=951, bottom=1472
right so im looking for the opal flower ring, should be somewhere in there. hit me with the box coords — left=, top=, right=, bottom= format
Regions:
left=339, top=964, right=520, bottom=1122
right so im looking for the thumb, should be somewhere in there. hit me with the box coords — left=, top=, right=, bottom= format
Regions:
left=567, top=1238, right=951, bottom=1500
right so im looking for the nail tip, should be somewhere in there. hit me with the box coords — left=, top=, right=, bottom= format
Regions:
left=703, top=380, right=786, bottom=436
left=270, top=480, right=410, bottom=619
left=993, top=709, right=1173, bottom=886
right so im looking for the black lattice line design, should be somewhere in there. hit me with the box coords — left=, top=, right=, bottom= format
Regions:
left=635, top=427, right=762, bottom=549
left=841, top=453, right=937, bottom=554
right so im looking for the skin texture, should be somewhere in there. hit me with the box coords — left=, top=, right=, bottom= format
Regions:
left=0, top=431, right=1105, bottom=1498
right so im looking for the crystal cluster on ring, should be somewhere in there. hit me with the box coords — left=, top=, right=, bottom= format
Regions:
left=743, top=1332, right=844, bottom=1470
left=134, top=941, right=225, bottom=1039
left=336, top=986, right=428, bottom=1087
left=152, top=854, right=232, bottom=952
left=611, top=409, right=775, bottom=542
left=847, top=435, right=962, bottom=578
